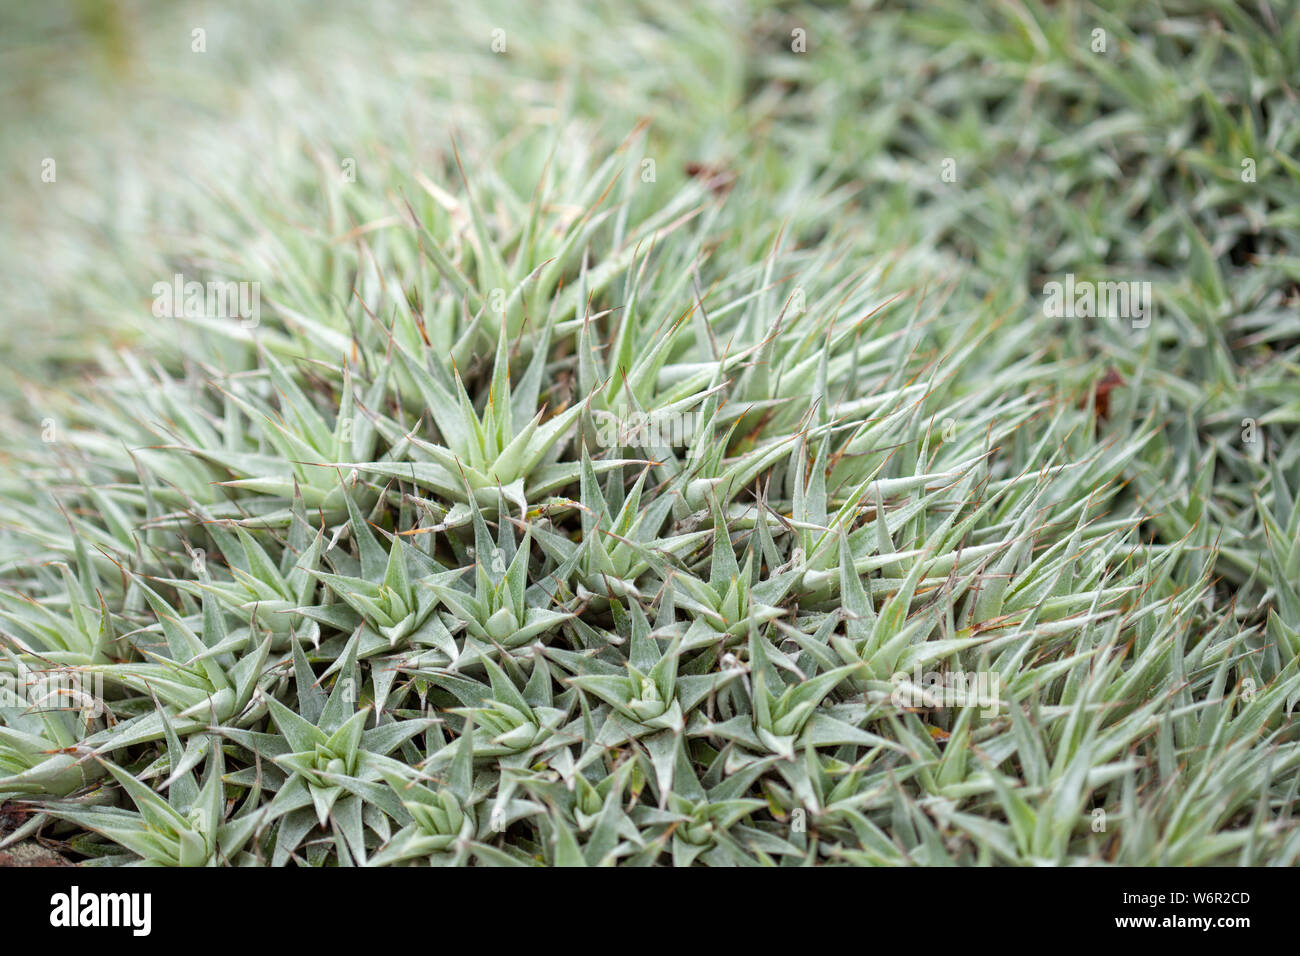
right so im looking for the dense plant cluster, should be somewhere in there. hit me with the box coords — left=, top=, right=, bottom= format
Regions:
left=1, top=0, right=1297, bottom=865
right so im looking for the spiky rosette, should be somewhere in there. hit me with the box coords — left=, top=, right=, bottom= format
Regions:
left=1, top=0, right=1298, bottom=867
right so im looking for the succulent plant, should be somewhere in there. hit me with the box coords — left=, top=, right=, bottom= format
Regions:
left=1, top=0, right=1298, bottom=867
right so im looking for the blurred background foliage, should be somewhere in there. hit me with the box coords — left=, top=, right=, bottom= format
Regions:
left=2, top=0, right=1296, bottom=617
